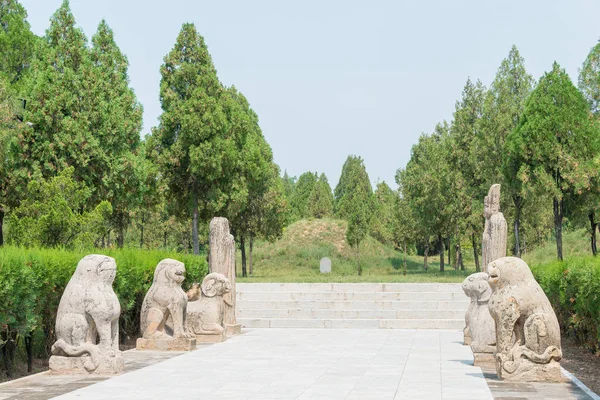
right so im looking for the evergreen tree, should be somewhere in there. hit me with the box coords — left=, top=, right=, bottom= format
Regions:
left=152, top=23, right=241, bottom=255
left=308, top=173, right=333, bottom=219
left=291, top=172, right=317, bottom=219
left=370, top=181, right=397, bottom=245
left=342, top=155, right=374, bottom=275
left=0, top=0, right=36, bottom=89
left=335, top=155, right=365, bottom=218
left=0, top=75, right=18, bottom=245
left=579, top=39, right=600, bottom=116
left=505, top=62, right=600, bottom=260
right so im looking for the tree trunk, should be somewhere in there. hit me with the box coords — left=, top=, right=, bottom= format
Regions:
left=249, top=236, right=254, bottom=275
left=513, top=195, right=523, bottom=257
left=116, top=226, right=125, bottom=249
left=240, top=235, right=247, bottom=277
left=0, top=208, right=4, bottom=246
left=457, top=243, right=465, bottom=270
left=553, top=197, right=564, bottom=261
left=357, top=243, right=362, bottom=276
left=403, top=240, right=407, bottom=276
left=192, top=195, right=200, bottom=255
left=589, top=212, right=597, bottom=256
left=472, top=233, right=480, bottom=272
left=447, top=237, right=451, bottom=267
left=107, top=230, right=112, bottom=248
left=423, top=237, right=429, bottom=271
left=25, top=334, right=33, bottom=373
left=139, top=213, right=145, bottom=248
left=439, top=233, right=444, bottom=272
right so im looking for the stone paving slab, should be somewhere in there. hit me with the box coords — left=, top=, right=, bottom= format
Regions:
left=53, top=329, right=494, bottom=400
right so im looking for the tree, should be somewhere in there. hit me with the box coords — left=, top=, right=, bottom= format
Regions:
left=88, top=20, right=143, bottom=246
left=0, top=76, right=18, bottom=246
left=340, top=155, right=373, bottom=275
left=308, top=173, right=334, bottom=219
left=0, top=0, right=36, bottom=89
left=480, top=46, right=533, bottom=257
left=505, top=62, right=600, bottom=260
left=152, top=23, right=242, bottom=255
left=370, top=181, right=397, bottom=245
left=290, top=172, right=317, bottom=219
left=393, top=193, right=417, bottom=276
left=335, top=155, right=366, bottom=218
left=579, top=39, right=600, bottom=116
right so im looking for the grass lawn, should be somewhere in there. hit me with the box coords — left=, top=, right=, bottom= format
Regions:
left=237, top=218, right=475, bottom=283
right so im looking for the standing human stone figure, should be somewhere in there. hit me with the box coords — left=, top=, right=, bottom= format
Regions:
left=137, top=259, right=196, bottom=351
left=488, top=257, right=562, bottom=382
left=482, top=184, right=507, bottom=273
left=209, top=217, right=241, bottom=335
left=50, top=255, right=124, bottom=375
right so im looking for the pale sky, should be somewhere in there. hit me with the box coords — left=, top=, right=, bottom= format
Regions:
left=21, top=0, right=600, bottom=189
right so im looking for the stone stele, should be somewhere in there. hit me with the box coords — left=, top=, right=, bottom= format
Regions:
left=185, top=273, right=232, bottom=343
left=462, top=272, right=496, bottom=366
left=482, top=184, right=507, bottom=273
left=209, top=217, right=241, bottom=335
left=49, top=255, right=124, bottom=375
left=137, top=259, right=196, bottom=351
left=320, top=257, right=331, bottom=274
left=488, top=257, right=562, bottom=382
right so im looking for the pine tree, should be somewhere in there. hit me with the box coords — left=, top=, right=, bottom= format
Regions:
left=579, top=39, right=600, bottom=116
left=291, top=172, right=317, bottom=219
left=370, top=181, right=397, bottom=245
left=505, top=62, right=600, bottom=260
left=308, top=173, right=334, bottom=219
left=0, top=0, right=36, bottom=89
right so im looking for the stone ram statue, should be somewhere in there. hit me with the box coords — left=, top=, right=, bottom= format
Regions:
left=186, top=273, right=232, bottom=341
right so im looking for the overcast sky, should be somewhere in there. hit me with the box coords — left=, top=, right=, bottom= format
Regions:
left=21, top=0, right=600, bottom=189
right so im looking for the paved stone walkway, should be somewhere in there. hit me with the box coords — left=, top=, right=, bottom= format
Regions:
left=55, top=329, right=493, bottom=400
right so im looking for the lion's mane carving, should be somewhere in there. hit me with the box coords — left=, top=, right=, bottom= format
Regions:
left=51, top=255, right=121, bottom=372
left=140, top=259, right=194, bottom=340
left=488, top=257, right=562, bottom=381
left=186, top=273, right=232, bottom=336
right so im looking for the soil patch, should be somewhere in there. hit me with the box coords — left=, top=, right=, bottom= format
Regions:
left=561, top=335, right=600, bottom=396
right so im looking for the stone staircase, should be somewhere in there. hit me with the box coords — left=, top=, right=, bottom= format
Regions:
left=236, top=283, right=469, bottom=329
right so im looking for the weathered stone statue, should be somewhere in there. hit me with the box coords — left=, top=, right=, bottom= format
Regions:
left=462, top=272, right=496, bottom=365
left=137, top=259, right=196, bottom=351
left=209, top=217, right=241, bottom=335
left=461, top=277, right=475, bottom=346
left=488, top=257, right=562, bottom=382
left=482, top=184, right=507, bottom=273
left=50, top=255, right=123, bottom=375
left=185, top=273, right=232, bottom=342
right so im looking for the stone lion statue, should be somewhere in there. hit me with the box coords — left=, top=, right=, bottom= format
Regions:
left=487, top=257, right=562, bottom=381
left=186, top=273, right=232, bottom=336
left=140, top=259, right=194, bottom=340
left=51, top=255, right=121, bottom=373
left=462, top=272, right=495, bottom=356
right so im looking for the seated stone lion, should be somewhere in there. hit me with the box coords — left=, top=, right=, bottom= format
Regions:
left=140, top=259, right=194, bottom=340
left=51, top=255, right=121, bottom=372
left=186, top=273, right=232, bottom=336
left=488, top=257, right=562, bottom=381
left=462, top=272, right=495, bottom=355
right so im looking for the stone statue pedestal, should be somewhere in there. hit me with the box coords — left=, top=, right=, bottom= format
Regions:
left=499, top=360, right=562, bottom=382
left=196, top=332, right=226, bottom=344
left=136, top=338, right=196, bottom=351
left=226, top=324, right=242, bottom=335
left=464, top=333, right=471, bottom=346
left=473, top=353, right=495, bottom=367
left=49, top=354, right=124, bottom=375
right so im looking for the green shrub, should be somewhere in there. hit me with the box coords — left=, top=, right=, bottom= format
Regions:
left=0, top=246, right=207, bottom=360
left=531, top=256, right=600, bottom=353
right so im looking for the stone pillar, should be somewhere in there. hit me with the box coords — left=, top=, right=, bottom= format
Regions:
left=209, top=217, right=241, bottom=335
left=482, top=184, right=507, bottom=273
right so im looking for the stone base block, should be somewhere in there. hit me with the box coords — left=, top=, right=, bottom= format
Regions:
left=226, top=324, right=242, bottom=335
left=464, top=333, right=471, bottom=346
left=498, top=360, right=562, bottom=382
left=49, top=354, right=124, bottom=375
left=196, top=333, right=226, bottom=343
left=473, top=352, right=495, bottom=367
left=136, top=337, right=196, bottom=351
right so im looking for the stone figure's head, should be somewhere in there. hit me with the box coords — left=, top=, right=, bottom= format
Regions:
left=462, top=272, right=491, bottom=302
left=75, top=254, right=117, bottom=284
left=154, top=259, right=186, bottom=286
left=201, top=273, right=232, bottom=298
left=487, top=257, right=533, bottom=291
left=483, top=184, right=501, bottom=218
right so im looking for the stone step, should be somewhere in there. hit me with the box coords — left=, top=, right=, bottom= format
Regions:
left=238, top=318, right=465, bottom=330
left=236, top=291, right=466, bottom=302
left=237, top=308, right=466, bottom=320
left=236, top=300, right=469, bottom=311
left=237, top=282, right=463, bottom=293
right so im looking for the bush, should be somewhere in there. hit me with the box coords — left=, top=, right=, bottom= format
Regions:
left=531, top=256, right=600, bottom=353
left=0, top=246, right=207, bottom=375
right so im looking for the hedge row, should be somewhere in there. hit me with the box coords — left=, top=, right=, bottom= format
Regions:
left=531, top=256, right=600, bottom=353
left=0, top=246, right=208, bottom=356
